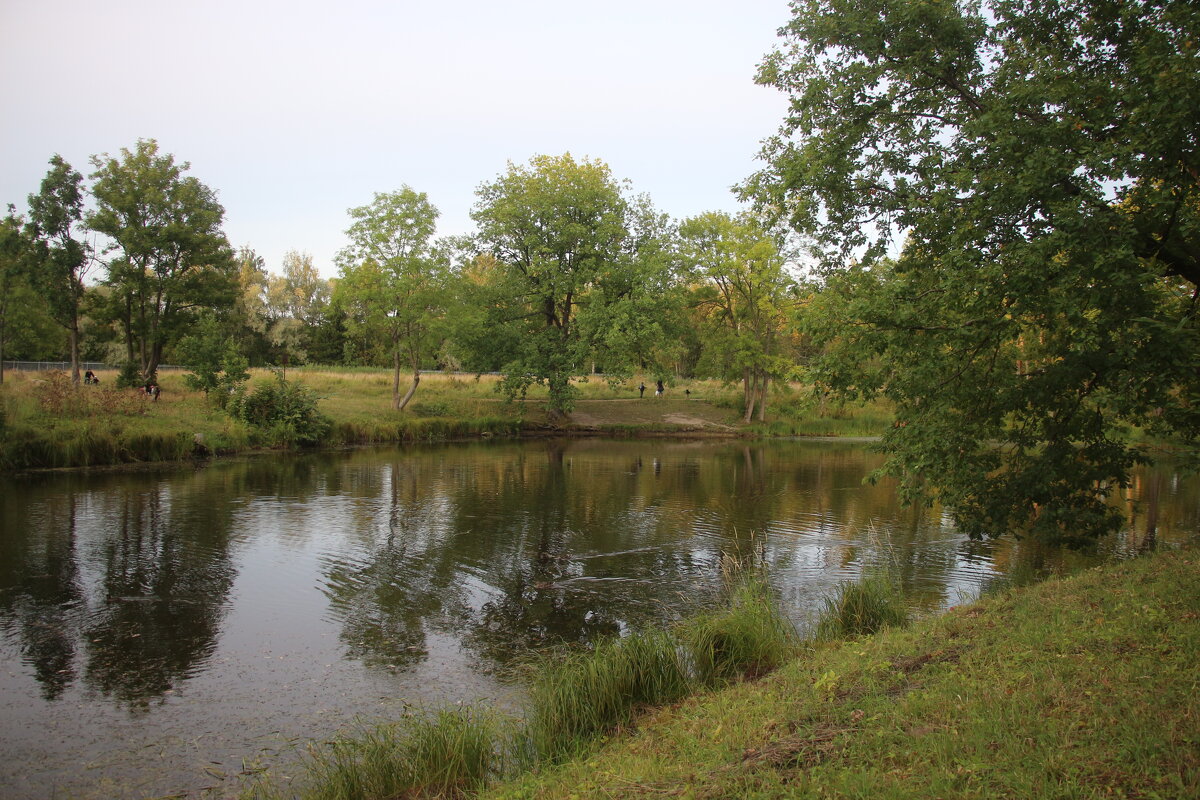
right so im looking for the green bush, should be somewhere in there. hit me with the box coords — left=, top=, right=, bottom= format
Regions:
left=115, top=361, right=142, bottom=389
left=229, top=372, right=332, bottom=446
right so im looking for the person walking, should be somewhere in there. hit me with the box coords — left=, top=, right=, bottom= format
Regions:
left=655, top=380, right=664, bottom=397
left=638, top=382, right=646, bottom=398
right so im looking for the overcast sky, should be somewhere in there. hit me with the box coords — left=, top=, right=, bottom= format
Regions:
left=1, top=0, right=793, bottom=278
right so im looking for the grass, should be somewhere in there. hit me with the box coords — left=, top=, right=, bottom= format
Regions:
left=813, top=571, right=909, bottom=640
left=479, top=546, right=1200, bottom=800
left=0, top=367, right=893, bottom=470
left=246, top=707, right=512, bottom=800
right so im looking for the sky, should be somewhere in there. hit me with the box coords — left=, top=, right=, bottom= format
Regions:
left=1, top=0, right=794, bottom=278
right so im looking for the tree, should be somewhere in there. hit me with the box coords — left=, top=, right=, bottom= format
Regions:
left=266, top=250, right=330, bottom=369
left=26, top=156, right=95, bottom=384
left=470, top=153, right=639, bottom=415
left=750, top=0, right=1200, bottom=543
left=335, top=188, right=445, bottom=411
left=176, top=312, right=249, bottom=404
left=680, top=212, right=798, bottom=422
left=0, top=208, right=35, bottom=384
left=88, top=139, right=237, bottom=380
left=230, top=247, right=272, bottom=365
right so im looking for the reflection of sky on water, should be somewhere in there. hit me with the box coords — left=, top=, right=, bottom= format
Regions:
left=0, top=438, right=1195, bottom=799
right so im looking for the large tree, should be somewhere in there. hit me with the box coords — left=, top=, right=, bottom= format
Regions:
left=26, top=156, right=95, bottom=384
left=88, top=139, right=236, bottom=379
left=680, top=212, right=798, bottom=423
left=751, top=0, right=1200, bottom=543
left=335, top=188, right=445, bottom=410
left=0, top=208, right=35, bottom=384
left=471, top=153, right=649, bottom=415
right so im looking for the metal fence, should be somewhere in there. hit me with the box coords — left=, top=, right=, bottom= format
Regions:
left=1, top=361, right=185, bottom=372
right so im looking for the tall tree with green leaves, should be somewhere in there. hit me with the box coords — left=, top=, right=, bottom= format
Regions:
left=335, top=188, right=445, bottom=410
left=26, top=155, right=95, bottom=384
left=0, top=207, right=35, bottom=384
left=88, top=139, right=237, bottom=380
left=471, top=153, right=646, bottom=415
left=750, top=0, right=1200, bottom=543
left=680, top=212, right=797, bottom=422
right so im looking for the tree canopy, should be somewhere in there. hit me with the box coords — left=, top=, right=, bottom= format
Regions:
left=751, top=0, right=1200, bottom=543
left=335, top=187, right=445, bottom=410
left=471, top=153, right=678, bottom=414
left=88, top=138, right=236, bottom=379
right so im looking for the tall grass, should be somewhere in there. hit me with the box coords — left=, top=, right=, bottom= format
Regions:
left=814, top=571, right=909, bottom=640
left=524, top=628, right=691, bottom=763
left=248, top=707, right=510, bottom=800
left=681, top=575, right=798, bottom=686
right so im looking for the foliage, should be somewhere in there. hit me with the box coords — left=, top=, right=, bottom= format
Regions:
left=525, top=629, right=692, bottom=763
left=228, top=372, right=331, bottom=445
left=88, top=139, right=237, bottom=380
left=335, top=187, right=446, bottom=410
left=176, top=313, right=251, bottom=403
left=25, top=155, right=95, bottom=383
left=0, top=208, right=35, bottom=384
left=680, top=211, right=800, bottom=422
left=681, top=572, right=798, bottom=685
left=250, top=707, right=510, bottom=800
left=471, top=154, right=679, bottom=416
left=115, top=361, right=143, bottom=389
left=750, top=0, right=1200, bottom=543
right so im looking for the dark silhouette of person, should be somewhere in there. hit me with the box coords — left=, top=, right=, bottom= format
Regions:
left=655, top=380, right=664, bottom=397
left=638, top=382, right=645, bottom=398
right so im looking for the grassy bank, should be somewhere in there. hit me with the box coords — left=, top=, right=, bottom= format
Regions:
left=0, top=368, right=891, bottom=470
left=483, top=547, right=1199, bottom=800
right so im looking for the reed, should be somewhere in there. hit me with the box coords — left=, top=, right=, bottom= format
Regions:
left=249, top=706, right=509, bottom=800
left=524, top=628, right=692, bottom=763
left=814, top=571, right=909, bottom=640
left=681, top=575, right=799, bottom=686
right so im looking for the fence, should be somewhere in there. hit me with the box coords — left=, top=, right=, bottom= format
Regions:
left=1, top=362, right=185, bottom=372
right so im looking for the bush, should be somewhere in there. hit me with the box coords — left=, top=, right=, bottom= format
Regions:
left=228, top=372, right=331, bottom=446
left=115, top=361, right=142, bottom=389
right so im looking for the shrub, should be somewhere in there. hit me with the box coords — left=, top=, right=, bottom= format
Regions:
left=228, top=372, right=331, bottom=446
left=115, top=361, right=142, bottom=389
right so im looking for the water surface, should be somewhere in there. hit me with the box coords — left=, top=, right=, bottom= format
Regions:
left=1, top=438, right=1195, bottom=798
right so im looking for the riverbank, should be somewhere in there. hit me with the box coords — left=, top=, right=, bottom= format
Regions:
left=479, top=546, right=1198, bottom=800
left=0, top=368, right=892, bottom=470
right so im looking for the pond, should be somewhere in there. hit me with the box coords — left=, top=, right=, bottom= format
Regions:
left=1, top=437, right=1196, bottom=799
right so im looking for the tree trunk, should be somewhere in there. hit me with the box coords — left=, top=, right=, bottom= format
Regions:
left=743, top=371, right=758, bottom=424
left=69, top=318, right=81, bottom=385
left=397, top=370, right=420, bottom=411
left=392, top=339, right=402, bottom=410
left=757, top=374, right=769, bottom=422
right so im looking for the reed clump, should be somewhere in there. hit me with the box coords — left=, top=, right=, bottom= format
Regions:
left=248, top=707, right=510, bottom=800
left=814, top=571, right=909, bottom=640
left=681, top=575, right=798, bottom=686
left=524, top=628, right=691, bottom=763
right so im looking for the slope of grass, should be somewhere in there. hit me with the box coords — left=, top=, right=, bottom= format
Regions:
left=481, top=547, right=1200, bottom=800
